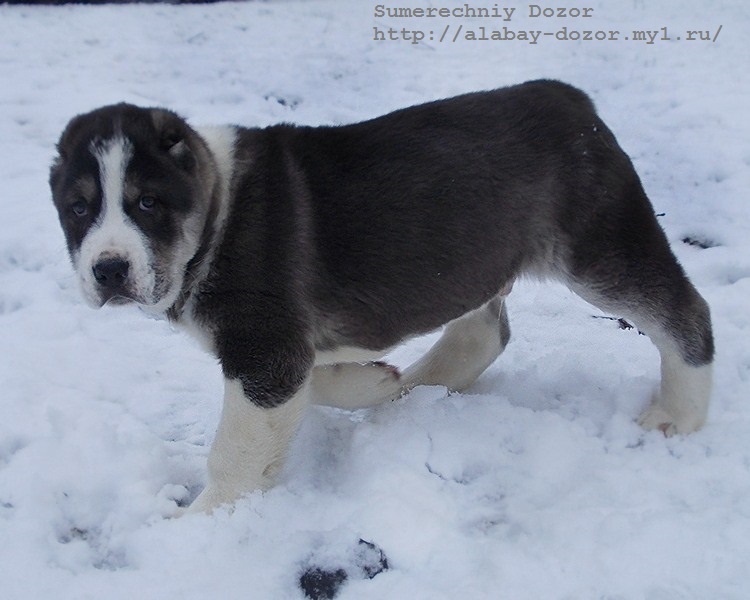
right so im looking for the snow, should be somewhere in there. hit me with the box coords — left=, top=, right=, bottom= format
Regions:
left=1, top=0, right=749, bottom=598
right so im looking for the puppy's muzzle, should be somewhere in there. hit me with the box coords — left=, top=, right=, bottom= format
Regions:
left=92, top=257, right=131, bottom=302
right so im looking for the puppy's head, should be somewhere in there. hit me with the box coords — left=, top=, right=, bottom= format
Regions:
left=50, top=103, right=216, bottom=312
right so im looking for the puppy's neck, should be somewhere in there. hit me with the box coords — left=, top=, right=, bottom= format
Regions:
left=167, top=125, right=238, bottom=321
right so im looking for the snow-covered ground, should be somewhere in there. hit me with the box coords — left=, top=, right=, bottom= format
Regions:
left=1, top=1, right=749, bottom=598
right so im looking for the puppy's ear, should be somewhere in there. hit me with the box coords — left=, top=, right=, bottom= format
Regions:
left=150, top=108, right=196, bottom=171
left=50, top=113, right=86, bottom=188
left=53, top=112, right=89, bottom=165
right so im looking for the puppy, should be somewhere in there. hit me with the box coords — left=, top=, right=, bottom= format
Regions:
left=49, top=80, right=714, bottom=512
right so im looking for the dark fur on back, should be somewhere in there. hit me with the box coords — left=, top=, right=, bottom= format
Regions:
left=198, top=82, right=595, bottom=343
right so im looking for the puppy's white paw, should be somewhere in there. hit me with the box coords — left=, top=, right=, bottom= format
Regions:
left=637, top=405, right=679, bottom=436
left=311, top=361, right=403, bottom=409
left=637, top=400, right=704, bottom=436
left=183, top=485, right=238, bottom=515
left=639, top=358, right=711, bottom=436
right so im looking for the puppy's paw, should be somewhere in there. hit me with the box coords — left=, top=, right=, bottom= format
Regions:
left=637, top=400, right=704, bottom=436
left=637, top=405, right=679, bottom=436
left=183, top=485, right=237, bottom=515
left=368, top=361, right=401, bottom=382
left=311, top=361, right=403, bottom=409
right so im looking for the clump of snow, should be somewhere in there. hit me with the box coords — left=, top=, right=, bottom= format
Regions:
left=0, top=1, right=749, bottom=598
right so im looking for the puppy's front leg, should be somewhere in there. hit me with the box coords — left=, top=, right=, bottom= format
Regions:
left=188, top=376, right=310, bottom=513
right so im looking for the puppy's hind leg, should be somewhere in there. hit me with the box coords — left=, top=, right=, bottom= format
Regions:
left=399, top=292, right=511, bottom=393
left=565, top=182, right=714, bottom=435
left=573, top=277, right=713, bottom=435
left=310, top=361, right=403, bottom=410
left=310, top=290, right=512, bottom=409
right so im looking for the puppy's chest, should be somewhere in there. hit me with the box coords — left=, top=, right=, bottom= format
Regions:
left=175, top=296, right=218, bottom=355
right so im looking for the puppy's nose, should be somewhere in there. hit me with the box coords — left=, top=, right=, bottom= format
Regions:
left=92, top=258, right=130, bottom=289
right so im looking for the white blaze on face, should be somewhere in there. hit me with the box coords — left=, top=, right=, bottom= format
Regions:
left=76, top=136, right=155, bottom=307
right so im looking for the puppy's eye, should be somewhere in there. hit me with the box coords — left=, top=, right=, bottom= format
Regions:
left=71, top=199, right=88, bottom=217
left=138, top=195, right=157, bottom=211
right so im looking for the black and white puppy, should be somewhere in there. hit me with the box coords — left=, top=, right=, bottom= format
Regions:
left=50, top=80, right=714, bottom=512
